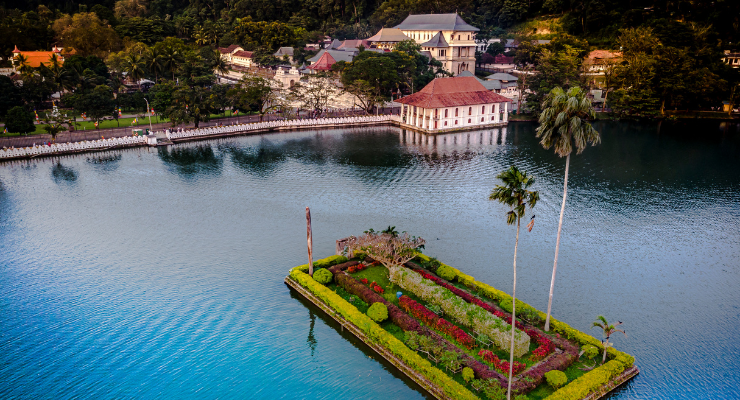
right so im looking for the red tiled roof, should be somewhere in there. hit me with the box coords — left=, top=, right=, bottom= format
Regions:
left=586, top=50, right=621, bottom=61
left=307, top=52, right=336, bottom=70
left=396, top=76, right=510, bottom=108
left=219, top=44, right=241, bottom=54
left=233, top=50, right=253, bottom=58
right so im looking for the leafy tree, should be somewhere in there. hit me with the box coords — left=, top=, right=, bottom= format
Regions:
left=232, top=18, right=308, bottom=51
left=526, top=46, right=585, bottom=114
left=536, top=86, right=600, bottom=332
left=289, top=75, right=338, bottom=116
left=5, top=106, right=35, bottom=135
left=0, top=75, right=20, bottom=120
left=489, top=165, right=538, bottom=400
left=90, top=4, right=117, bottom=25
left=337, top=52, right=400, bottom=112
left=486, top=42, right=505, bottom=56
left=228, top=75, right=284, bottom=121
left=18, top=75, right=56, bottom=110
left=165, top=86, right=216, bottom=128
left=114, top=0, right=149, bottom=18
left=41, top=113, right=70, bottom=142
left=64, top=85, right=116, bottom=127
left=592, top=316, right=626, bottom=364
left=115, top=17, right=176, bottom=45
left=52, top=12, right=121, bottom=58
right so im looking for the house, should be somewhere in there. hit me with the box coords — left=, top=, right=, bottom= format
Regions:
left=457, top=71, right=520, bottom=111
left=306, top=52, right=337, bottom=72
left=394, top=13, right=479, bottom=75
left=722, top=50, right=740, bottom=68
left=584, top=50, right=622, bottom=73
left=338, top=39, right=371, bottom=50
left=477, top=53, right=516, bottom=73
left=274, top=47, right=295, bottom=63
left=307, top=48, right=357, bottom=66
left=219, top=45, right=254, bottom=68
left=11, top=45, right=73, bottom=71
left=396, top=76, right=511, bottom=133
left=366, top=28, right=412, bottom=50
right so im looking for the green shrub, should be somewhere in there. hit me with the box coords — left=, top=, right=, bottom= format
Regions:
left=583, top=345, right=599, bottom=359
left=292, top=255, right=348, bottom=274
left=288, top=268, right=479, bottom=400
left=437, top=265, right=457, bottom=281
left=545, top=370, right=568, bottom=389
left=367, top=302, right=389, bottom=323
left=313, top=268, right=333, bottom=284
left=462, top=367, right=474, bottom=382
left=404, top=331, right=420, bottom=350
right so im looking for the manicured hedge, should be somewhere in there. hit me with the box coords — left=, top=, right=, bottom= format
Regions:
left=292, top=255, right=349, bottom=274
left=413, top=254, right=636, bottom=399
left=289, top=258, right=479, bottom=400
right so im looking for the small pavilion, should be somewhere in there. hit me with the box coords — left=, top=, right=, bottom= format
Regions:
left=396, top=76, right=511, bottom=133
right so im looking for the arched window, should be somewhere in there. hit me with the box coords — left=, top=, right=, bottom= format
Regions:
left=468, top=107, right=472, bottom=115
left=444, top=109, right=448, bottom=118
left=481, top=117, right=484, bottom=122
left=482, top=106, right=486, bottom=114
left=468, top=118, right=471, bottom=123
left=455, top=108, right=458, bottom=117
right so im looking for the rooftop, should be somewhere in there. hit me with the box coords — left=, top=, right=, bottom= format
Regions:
left=274, top=47, right=295, bottom=57
left=367, top=28, right=412, bottom=43
left=485, top=72, right=518, bottom=82
left=307, top=52, right=337, bottom=71
left=420, top=31, right=449, bottom=48
left=233, top=50, right=254, bottom=58
left=394, top=13, right=479, bottom=32
left=308, top=49, right=356, bottom=63
left=396, top=76, right=510, bottom=108
left=219, top=44, right=241, bottom=54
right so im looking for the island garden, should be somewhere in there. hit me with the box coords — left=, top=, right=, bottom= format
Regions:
left=285, top=231, right=637, bottom=400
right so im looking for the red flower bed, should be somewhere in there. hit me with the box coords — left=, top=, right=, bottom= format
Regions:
left=347, top=263, right=369, bottom=274
left=478, top=349, right=526, bottom=376
left=415, top=269, right=525, bottom=330
left=399, top=295, right=475, bottom=349
left=526, top=329, right=555, bottom=360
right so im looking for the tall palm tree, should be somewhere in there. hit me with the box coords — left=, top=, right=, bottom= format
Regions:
left=161, top=47, right=182, bottom=81
left=592, top=316, right=626, bottom=364
left=145, top=48, right=164, bottom=83
left=489, top=165, right=539, bottom=400
left=536, top=86, right=601, bottom=332
left=123, top=54, right=146, bottom=91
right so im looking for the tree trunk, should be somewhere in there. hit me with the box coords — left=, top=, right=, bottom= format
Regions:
left=545, top=153, right=570, bottom=331
left=602, top=337, right=609, bottom=364
left=507, top=218, right=520, bottom=400
left=306, top=207, right=314, bottom=276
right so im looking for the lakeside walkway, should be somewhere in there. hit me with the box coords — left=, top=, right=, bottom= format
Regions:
left=0, top=115, right=400, bottom=161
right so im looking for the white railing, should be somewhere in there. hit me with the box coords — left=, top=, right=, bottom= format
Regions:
left=0, top=115, right=401, bottom=160
left=167, top=115, right=397, bottom=140
left=0, top=135, right=147, bottom=159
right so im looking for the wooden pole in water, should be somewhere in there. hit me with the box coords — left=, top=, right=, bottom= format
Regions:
left=306, top=206, right=313, bottom=276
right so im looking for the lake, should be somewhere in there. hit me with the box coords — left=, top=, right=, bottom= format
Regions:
left=0, top=120, right=738, bottom=399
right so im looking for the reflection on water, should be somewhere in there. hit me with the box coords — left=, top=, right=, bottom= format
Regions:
left=0, top=121, right=738, bottom=400
left=51, top=162, right=77, bottom=183
left=158, top=145, right=222, bottom=177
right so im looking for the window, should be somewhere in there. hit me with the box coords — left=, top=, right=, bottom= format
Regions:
left=455, top=108, right=458, bottom=117
left=458, top=35, right=461, bottom=40
left=468, top=35, right=470, bottom=40
left=455, top=120, right=458, bottom=125
left=481, top=117, right=484, bottom=122
left=444, top=121, right=448, bottom=126
left=468, top=118, right=471, bottom=123
left=444, top=109, right=448, bottom=118
left=482, top=106, right=486, bottom=114
left=468, top=107, right=472, bottom=115
left=435, top=109, right=438, bottom=118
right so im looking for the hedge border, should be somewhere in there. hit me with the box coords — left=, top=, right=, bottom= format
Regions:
left=413, top=253, right=638, bottom=400
left=287, top=255, right=480, bottom=400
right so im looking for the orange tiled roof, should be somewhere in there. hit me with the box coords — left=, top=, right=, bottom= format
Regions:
left=587, top=50, right=621, bottom=61
left=397, top=76, right=510, bottom=108
left=307, top=52, right=336, bottom=71
left=15, top=51, right=64, bottom=68
left=233, top=50, right=253, bottom=58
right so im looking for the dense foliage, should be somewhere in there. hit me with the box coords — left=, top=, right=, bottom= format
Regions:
left=366, top=302, right=388, bottom=322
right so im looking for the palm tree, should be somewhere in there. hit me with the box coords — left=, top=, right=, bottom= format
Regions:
left=489, top=165, right=539, bottom=400
left=161, top=47, right=182, bottom=81
left=13, top=54, right=33, bottom=76
left=145, top=48, right=164, bottom=83
left=592, top=316, right=626, bottom=364
left=212, top=48, right=229, bottom=77
left=123, top=54, right=146, bottom=91
left=536, top=86, right=601, bottom=332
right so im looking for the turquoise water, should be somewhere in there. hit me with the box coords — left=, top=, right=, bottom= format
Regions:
left=1, top=121, right=739, bottom=399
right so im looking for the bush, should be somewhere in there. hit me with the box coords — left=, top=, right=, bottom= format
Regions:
left=367, top=302, right=389, bottom=323
left=437, top=265, right=457, bottom=281
left=583, top=345, right=599, bottom=359
left=5, top=106, right=35, bottom=134
left=545, top=370, right=568, bottom=389
left=462, top=367, right=474, bottom=382
left=289, top=267, right=479, bottom=400
left=313, top=268, right=333, bottom=284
